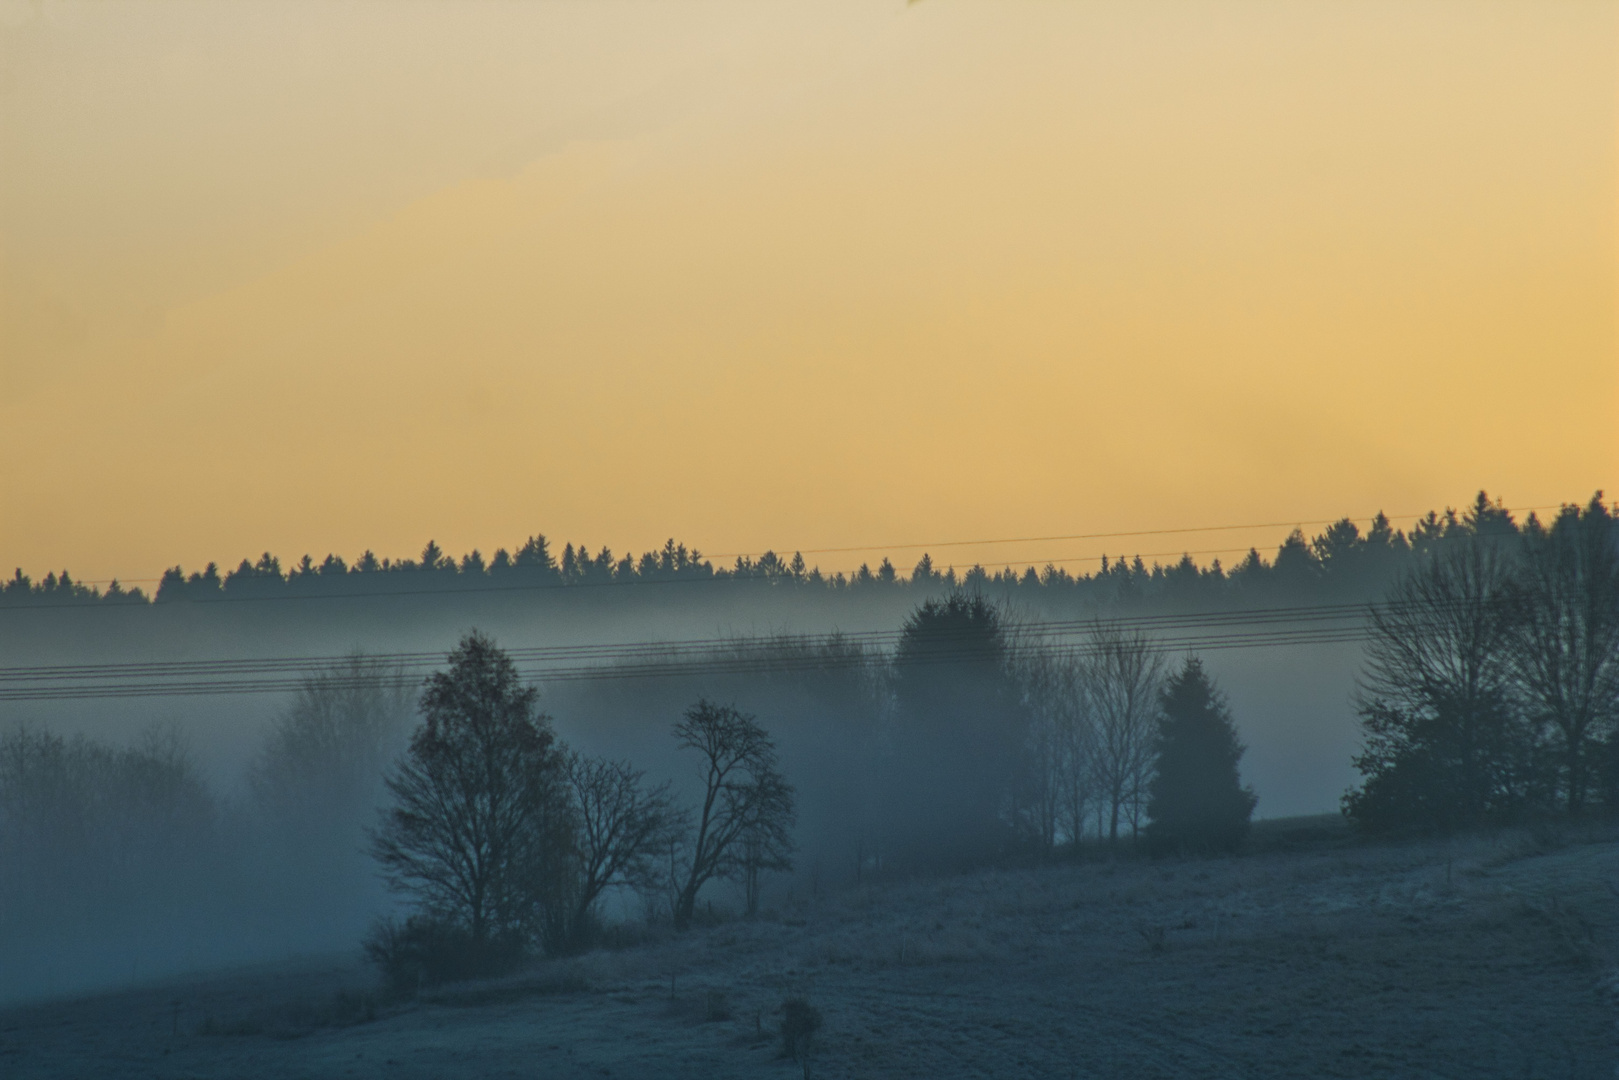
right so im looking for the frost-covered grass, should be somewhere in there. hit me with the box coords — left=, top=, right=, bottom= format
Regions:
left=3, top=822, right=1616, bottom=1078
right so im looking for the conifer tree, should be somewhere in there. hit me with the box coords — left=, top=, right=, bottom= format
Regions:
left=1145, top=657, right=1256, bottom=853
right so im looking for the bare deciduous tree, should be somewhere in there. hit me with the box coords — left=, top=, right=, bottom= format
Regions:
left=1017, top=647, right=1096, bottom=852
left=251, top=654, right=413, bottom=851
left=1086, top=625, right=1165, bottom=844
left=1510, top=498, right=1619, bottom=813
left=1346, top=537, right=1529, bottom=831
left=669, top=700, right=795, bottom=930
left=565, top=752, right=682, bottom=943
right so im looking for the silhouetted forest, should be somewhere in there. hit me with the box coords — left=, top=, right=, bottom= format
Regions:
left=1, top=490, right=1614, bottom=1003
left=1, top=492, right=1569, bottom=613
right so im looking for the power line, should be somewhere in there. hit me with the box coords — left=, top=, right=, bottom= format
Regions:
left=0, top=598, right=1387, bottom=680
left=0, top=598, right=1444, bottom=702
left=708, top=508, right=1508, bottom=558
left=0, top=630, right=1370, bottom=701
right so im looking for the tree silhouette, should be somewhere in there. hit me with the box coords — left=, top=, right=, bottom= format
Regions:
left=565, top=753, right=682, bottom=944
left=1344, top=535, right=1530, bottom=832
left=252, top=654, right=413, bottom=854
left=1145, top=657, right=1256, bottom=853
left=669, top=701, right=794, bottom=930
left=1508, top=497, right=1619, bottom=813
left=890, top=595, right=1027, bottom=864
left=1086, top=624, right=1164, bottom=844
left=371, top=632, right=575, bottom=951
left=1016, top=646, right=1095, bottom=852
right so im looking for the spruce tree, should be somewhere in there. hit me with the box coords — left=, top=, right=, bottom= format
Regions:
left=1145, top=657, right=1257, bottom=853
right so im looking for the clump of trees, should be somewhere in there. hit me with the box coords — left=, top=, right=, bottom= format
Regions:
left=1015, top=630, right=1256, bottom=856
left=1344, top=494, right=1619, bottom=832
left=881, top=594, right=1259, bottom=864
left=0, top=724, right=224, bottom=997
left=366, top=633, right=797, bottom=988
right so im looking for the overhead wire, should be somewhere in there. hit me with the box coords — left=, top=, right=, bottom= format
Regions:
left=0, top=596, right=1471, bottom=702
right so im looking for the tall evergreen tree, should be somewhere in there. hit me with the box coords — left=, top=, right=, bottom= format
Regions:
left=1145, top=657, right=1256, bottom=853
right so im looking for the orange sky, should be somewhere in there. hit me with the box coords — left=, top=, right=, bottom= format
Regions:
left=1, top=0, right=1615, bottom=584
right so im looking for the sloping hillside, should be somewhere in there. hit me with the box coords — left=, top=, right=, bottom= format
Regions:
left=4, top=824, right=1616, bottom=1079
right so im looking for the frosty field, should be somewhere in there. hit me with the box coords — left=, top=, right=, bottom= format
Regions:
left=4, top=819, right=1616, bottom=1080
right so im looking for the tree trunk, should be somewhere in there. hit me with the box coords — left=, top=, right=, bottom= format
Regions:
left=673, top=879, right=699, bottom=931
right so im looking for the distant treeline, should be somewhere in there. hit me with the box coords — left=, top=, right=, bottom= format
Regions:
left=1, top=491, right=1607, bottom=611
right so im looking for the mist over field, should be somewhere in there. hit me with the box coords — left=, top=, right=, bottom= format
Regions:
left=2, top=1, right=1615, bottom=1073
left=0, top=495, right=1579, bottom=1007
left=0, top=582, right=1362, bottom=809
left=0, top=535, right=1378, bottom=1005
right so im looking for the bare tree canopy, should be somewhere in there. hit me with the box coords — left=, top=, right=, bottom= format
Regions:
left=669, top=700, right=795, bottom=930
left=1015, top=646, right=1096, bottom=853
left=1509, top=496, right=1619, bottom=813
left=1346, top=533, right=1529, bottom=831
left=1086, top=624, right=1165, bottom=844
left=566, top=752, right=682, bottom=942
left=252, top=654, right=414, bottom=843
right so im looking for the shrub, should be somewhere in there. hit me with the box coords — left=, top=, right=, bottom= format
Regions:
left=363, top=915, right=524, bottom=995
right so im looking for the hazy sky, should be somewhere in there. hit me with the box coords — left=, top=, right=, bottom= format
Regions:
left=2, top=0, right=1615, bottom=584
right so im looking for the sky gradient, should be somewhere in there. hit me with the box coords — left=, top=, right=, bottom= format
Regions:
left=2, top=0, right=1615, bottom=584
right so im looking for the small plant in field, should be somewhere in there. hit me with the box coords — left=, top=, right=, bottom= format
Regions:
left=779, top=997, right=822, bottom=1061
left=704, top=989, right=732, bottom=1022
left=1136, top=922, right=1167, bottom=953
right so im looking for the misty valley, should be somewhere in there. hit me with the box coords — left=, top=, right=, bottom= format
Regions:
left=1, top=494, right=1616, bottom=1077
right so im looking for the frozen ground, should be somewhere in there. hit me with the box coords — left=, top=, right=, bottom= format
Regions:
left=4, top=820, right=1617, bottom=1079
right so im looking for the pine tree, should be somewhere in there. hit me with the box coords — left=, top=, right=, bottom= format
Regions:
left=1145, top=657, right=1256, bottom=853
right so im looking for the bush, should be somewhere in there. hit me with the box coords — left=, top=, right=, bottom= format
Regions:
left=363, top=915, right=524, bottom=995
left=779, top=997, right=823, bottom=1060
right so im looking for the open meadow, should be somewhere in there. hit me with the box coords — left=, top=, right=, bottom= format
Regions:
left=4, top=819, right=1616, bottom=1080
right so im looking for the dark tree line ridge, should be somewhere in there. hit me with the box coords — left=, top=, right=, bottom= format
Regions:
left=7, top=492, right=1606, bottom=612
